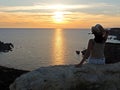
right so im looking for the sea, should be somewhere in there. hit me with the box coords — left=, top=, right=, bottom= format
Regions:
left=0, top=28, right=93, bottom=70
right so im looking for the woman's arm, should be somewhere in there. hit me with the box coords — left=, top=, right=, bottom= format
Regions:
left=76, top=39, right=93, bottom=67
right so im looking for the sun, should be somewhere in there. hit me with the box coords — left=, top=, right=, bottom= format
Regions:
left=52, top=11, right=64, bottom=23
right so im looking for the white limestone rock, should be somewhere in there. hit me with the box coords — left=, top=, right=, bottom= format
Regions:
left=10, top=63, right=120, bottom=90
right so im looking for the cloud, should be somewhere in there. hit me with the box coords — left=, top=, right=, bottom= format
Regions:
left=0, top=12, right=55, bottom=24
left=0, top=2, right=119, bottom=16
left=0, top=2, right=119, bottom=28
left=0, top=3, right=114, bottom=12
left=0, top=5, right=86, bottom=11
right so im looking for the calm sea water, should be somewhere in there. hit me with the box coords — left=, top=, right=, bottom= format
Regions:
left=0, top=28, right=92, bottom=70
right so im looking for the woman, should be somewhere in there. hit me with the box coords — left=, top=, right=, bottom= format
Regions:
left=76, top=24, right=109, bottom=67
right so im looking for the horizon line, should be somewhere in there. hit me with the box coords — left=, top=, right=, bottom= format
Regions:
left=0, top=27, right=90, bottom=29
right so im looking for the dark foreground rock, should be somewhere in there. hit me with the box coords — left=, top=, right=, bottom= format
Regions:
left=105, top=43, right=120, bottom=63
left=10, top=63, right=120, bottom=90
left=0, top=66, right=29, bottom=90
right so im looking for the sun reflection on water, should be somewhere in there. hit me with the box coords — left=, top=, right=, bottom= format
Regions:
left=52, top=28, right=65, bottom=65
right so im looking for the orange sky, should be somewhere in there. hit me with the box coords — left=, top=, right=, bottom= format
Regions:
left=0, top=2, right=120, bottom=28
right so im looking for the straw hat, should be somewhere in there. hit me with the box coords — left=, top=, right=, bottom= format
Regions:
left=91, top=24, right=105, bottom=34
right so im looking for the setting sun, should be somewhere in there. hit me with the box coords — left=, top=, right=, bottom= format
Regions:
left=53, top=11, right=64, bottom=23
left=0, top=1, right=120, bottom=28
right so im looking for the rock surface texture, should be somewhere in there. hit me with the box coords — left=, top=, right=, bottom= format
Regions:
left=10, top=62, right=120, bottom=90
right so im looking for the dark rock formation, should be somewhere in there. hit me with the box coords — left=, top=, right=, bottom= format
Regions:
left=0, top=41, right=14, bottom=52
left=0, top=66, right=29, bottom=90
left=109, top=28, right=120, bottom=40
left=105, top=43, right=120, bottom=63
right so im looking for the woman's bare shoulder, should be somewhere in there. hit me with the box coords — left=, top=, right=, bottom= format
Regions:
left=88, top=39, right=95, bottom=47
left=87, top=39, right=94, bottom=50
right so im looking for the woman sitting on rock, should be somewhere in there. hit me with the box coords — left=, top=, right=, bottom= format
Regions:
left=76, top=24, right=109, bottom=67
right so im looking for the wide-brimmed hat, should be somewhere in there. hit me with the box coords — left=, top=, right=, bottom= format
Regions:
left=91, top=24, right=105, bottom=34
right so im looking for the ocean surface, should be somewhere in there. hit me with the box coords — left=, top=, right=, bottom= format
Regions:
left=0, top=28, right=93, bottom=70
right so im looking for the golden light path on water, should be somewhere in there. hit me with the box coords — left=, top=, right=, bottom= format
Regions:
left=52, top=29, right=65, bottom=65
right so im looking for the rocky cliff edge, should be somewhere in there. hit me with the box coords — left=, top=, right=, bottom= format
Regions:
left=10, top=62, right=120, bottom=90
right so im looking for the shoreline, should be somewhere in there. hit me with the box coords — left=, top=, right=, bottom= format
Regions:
left=0, top=65, right=29, bottom=90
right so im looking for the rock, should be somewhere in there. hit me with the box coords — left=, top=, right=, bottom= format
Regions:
left=109, top=28, right=120, bottom=40
left=105, top=43, right=120, bottom=63
left=0, top=66, right=29, bottom=90
left=0, top=41, right=14, bottom=52
left=10, top=63, right=120, bottom=90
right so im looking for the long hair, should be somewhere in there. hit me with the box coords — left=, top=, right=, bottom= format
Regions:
left=94, top=33, right=105, bottom=43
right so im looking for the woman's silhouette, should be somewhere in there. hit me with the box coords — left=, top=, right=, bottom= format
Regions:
left=76, top=24, right=109, bottom=67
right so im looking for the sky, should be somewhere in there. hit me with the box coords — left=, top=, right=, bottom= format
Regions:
left=0, top=0, right=120, bottom=28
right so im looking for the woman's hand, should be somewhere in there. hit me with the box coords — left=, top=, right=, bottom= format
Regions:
left=75, top=63, right=82, bottom=67
left=75, top=61, right=83, bottom=67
